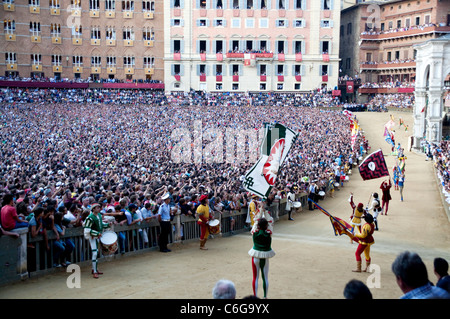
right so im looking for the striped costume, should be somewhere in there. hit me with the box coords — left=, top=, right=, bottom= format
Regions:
left=248, top=212, right=275, bottom=299
left=83, top=212, right=110, bottom=274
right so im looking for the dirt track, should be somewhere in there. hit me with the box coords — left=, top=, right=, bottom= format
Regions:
left=1, top=110, right=449, bottom=300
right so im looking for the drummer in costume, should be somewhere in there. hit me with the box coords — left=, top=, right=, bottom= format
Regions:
left=348, top=193, right=365, bottom=244
left=83, top=203, right=111, bottom=278
left=285, top=188, right=295, bottom=221
left=197, top=194, right=211, bottom=250
left=346, top=214, right=375, bottom=273
left=248, top=217, right=275, bottom=299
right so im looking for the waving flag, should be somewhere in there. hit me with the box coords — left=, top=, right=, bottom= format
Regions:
left=384, top=127, right=395, bottom=147
left=359, top=149, right=390, bottom=181
left=351, top=120, right=359, bottom=151
left=243, top=123, right=298, bottom=199
left=309, top=199, right=353, bottom=236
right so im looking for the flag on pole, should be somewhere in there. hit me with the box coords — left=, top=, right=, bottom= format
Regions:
left=309, top=199, right=353, bottom=236
left=351, top=120, right=359, bottom=151
left=359, top=149, right=390, bottom=181
left=242, top=123, right=298, bottom=199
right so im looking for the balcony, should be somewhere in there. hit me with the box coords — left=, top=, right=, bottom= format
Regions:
left=200, top=75, right=206, bottom=82
left=174, top=75, right=181, bottom=81
left=107, top=67, right=116, bottom=74
left=322, top=54, right=329, bottom=62
left=216, top=53, right=223, bottom=61
left=295, top=53, right=303, bottom=62
left=71, top=8, right=81, bottom=16
left=233, top=9, right=240, bottom=17
left=278, top=53, right=285, bottom=62
left=216, top=9, right=223, bottom=17
left=124, top=40, right=134, bottom=47
left=360, top=61, right=416, bottom=71
left=72, top=38, right=82, bottom=45
left=261, top=9, right=268, bottom=17
left=278, top=9, right=286, bottom=17
left=200, top=53, right=206, bottom=61
left=106, top=10, right=115, bottom=18
left=360, top=25, right=450, bottom=41
left=91, top=39, right=100, bottom=46
left=260, top=75, right=266, bottom=82
left=247, top=9, right=254, bottom=17
left=295, top=75, right=302, bottom=82
left=277, top=75, right=284, bottom=82
left=174, top=53, right=181, bottom=60
left=216, top=75, right=222, bottom=82
left=296, top=10, right=303, bottom=18
left=322, top=75, right=328, bottom=82
left=232, top=75, right=239, bottom=82
left=73, top=66, right=83, bottom=73
left=200, top=8, right=207, bottom=17
left=226, top=52, right=273, bottom=60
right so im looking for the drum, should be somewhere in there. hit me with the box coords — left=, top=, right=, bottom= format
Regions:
left=100, top=231, right=118, bottom=256
left=335, top=183, right=340, bottom=187
left=208, top=219, right=220, bottom=235
left=293, top=202, right=301, bottom=208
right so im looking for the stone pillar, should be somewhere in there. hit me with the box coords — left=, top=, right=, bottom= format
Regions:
left=15, top=228, right=29, bottom=280
left=413, top=88, right=427, bottom=149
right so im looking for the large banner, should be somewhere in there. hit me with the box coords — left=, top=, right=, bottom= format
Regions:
left=359, top=149, right=390, bottom=181
left=242, top=123, right=298, bottom=199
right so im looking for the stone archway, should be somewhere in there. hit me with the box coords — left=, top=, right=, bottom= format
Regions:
left=413, top=34, right=450, bottom=146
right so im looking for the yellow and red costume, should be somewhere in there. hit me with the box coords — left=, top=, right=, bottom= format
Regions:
left=350, top=219, right=375, bottom=272
left=197, top=198, right=211, bottom=250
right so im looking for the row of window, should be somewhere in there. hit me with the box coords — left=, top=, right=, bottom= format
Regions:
left=174, top=0, right=331, bottom=11
left=170, top=17, right=333, bottom=28
left=170, top=63, right=332, bottom=76
left=4, top=21, right=155, bottom=40
left=173, top=39, right=330, bottom=55
left=4, top=52, right=155, bottom=67
left=3, top=0, right=156, bottom=12
left=210, top=82, right=304, bottom=91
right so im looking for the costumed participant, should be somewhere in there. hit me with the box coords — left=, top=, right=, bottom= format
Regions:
left=248, top=216, right=275, bottom=299
left=393, top=166, right=399, bottom=190
left=346, top=214, right=375, bottom=273
left=246, top=194, right=259, bottom=229
left=285, top=187, right=295, bottom=221
left=367, top=193, right=382, bottom=231
left=380, top=179, right=392, bottom=215
left=83, top=203, right=111, bottom=278
left=197, top=194, right=211, bottom=250
left=348, top=193, right=365, bottom=244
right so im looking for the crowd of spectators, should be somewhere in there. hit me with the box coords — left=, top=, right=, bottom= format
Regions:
left=366, top=93, right=415, bottom=110
left=361, top=23, right=444, bottom=36
left=0, top=89, right=369, bottom=249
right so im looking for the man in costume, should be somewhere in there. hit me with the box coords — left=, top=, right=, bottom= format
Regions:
left=285, top=187, right=295, bottom=221
left=248, top=216, right=275, bottom=299
left=348, top=193, right=365, bottom=243
left=246, top=194, right=259, bottom=229
left=380, top=179, right=392, bottom=215
left=346, top=213, right=375, bottom=273
left=367, top=192, right=382, bottom=231
left=197, top=194, right=211, bottom=250
left=83, top=203, right=111, bottom=278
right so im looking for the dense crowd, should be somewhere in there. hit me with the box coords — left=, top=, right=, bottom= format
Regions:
left=366, top=93, right=415, bottom=110
left=0, top=89, right=369, bottom=242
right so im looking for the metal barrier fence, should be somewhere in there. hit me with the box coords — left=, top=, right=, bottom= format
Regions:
left=1, top=193, right=315, bottom=286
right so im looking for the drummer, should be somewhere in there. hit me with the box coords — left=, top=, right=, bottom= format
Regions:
left=197, top=194, right=211, bottom=250
left=83, top=203, right=112, bottom=279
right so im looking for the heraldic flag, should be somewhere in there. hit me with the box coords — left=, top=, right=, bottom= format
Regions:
left=309, top=199, right=353, bottom=236
left=242, top=123, right=298, bottom=199
left=359, top=149, right=390, bottom=181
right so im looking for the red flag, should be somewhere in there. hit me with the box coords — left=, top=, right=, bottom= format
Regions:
left=359, top=149, right=389, bottom=181
left=310, top=200, right=353, bottom=236
left=346, top=81, right=354, bottom=93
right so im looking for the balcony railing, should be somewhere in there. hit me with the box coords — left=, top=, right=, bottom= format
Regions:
left=360, top=25, right=450, bottom=41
